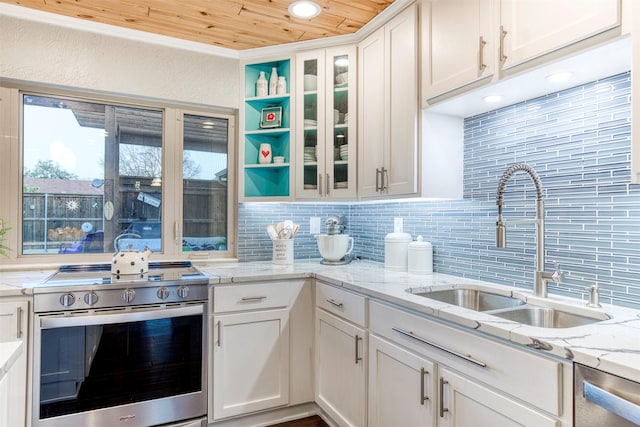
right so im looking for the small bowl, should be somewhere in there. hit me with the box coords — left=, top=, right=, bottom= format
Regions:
left=273, top=156, right=285, bottom=164
left=304, top=74, right=317, bottom=91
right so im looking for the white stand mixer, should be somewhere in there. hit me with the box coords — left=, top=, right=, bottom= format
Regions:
left=315, top=215, right=354, bottom=265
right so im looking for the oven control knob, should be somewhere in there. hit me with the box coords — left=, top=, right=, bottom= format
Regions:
left=84, top=292, right=99, bottom=306
left=121, top=289, right=136, bottom=304
left=60, top=292, right=76, bottom=307
left=157, top=287, right=170, bottom=300
left=177, top=285, right=189, bottom=298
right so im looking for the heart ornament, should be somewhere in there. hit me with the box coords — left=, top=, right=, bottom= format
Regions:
left=261, top=149, right=271, bottom=158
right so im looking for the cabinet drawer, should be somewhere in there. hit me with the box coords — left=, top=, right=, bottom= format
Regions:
left=316, top=282, right=367, bottom=327
left=213, top=282, right=291, bottom=313
left=370, top=301, right=563, bottom=416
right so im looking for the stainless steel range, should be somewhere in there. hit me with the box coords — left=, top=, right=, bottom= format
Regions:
left=32, top=261, right=209, bottom=427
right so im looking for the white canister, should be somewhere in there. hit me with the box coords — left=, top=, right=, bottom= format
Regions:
left=408, top=236, right=433, bottom=275
left=384, top=232, right=412, bottom=271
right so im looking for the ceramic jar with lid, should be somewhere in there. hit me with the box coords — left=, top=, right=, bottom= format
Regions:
left=384, top=232, right=412, bottom=271
left=408, top=236, right=433, bottom=275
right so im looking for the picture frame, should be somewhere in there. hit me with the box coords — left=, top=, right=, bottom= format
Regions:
left=260, top=106, right=282, bottom=128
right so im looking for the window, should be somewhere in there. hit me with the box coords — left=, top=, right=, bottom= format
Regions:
left=20, top=92, right=234, bottom=259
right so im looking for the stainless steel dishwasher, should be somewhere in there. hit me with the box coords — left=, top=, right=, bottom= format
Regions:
left=575, top=363, right=640, bottom=426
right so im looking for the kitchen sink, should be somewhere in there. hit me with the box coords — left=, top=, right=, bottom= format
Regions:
left=491, top=306, right=609, bottom=328
left=407, top=288, right=526, bottom=312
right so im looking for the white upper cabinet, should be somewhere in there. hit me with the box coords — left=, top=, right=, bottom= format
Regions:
left=359, top=4, right=419, bottom=198
left=500, top=0, right=621, bottom=70
left=422, top=0, right=495, bottom=104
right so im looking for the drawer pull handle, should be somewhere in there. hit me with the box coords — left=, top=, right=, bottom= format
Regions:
left=392, top=327, right=487, bottom=368
left=439, top=377, right=449, bottom=417
left=240, top=296, right=267, bottom=302
left=355, top=334, right=363, bottom=364
left=420, top=367, right=429, bottom=405
left=326, top=299, right=344, bottom=308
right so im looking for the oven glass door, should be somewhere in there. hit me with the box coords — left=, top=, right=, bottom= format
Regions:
left=36, top=304, right=205, bottom=420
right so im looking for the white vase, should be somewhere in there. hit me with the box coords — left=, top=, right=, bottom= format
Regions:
left=256, top=71, right=268, bottom=97
left=258, top=143, right=272, bottom=164
left=269, top=67, right=278, bottom=96
left=276, top=76, right=287, bottom=95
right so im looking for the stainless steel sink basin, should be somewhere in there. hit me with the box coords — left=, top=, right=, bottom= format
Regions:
left=407, top=288, right=526, bottom=312
left=491, top=306, right=609, bottom=328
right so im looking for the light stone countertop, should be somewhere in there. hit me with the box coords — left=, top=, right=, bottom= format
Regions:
left=2, top=259, right=640, bottom=383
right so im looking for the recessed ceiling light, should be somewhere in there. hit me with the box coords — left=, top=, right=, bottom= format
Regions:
left=482, top=95, right=503, bottom=103
left=288, top=1, right=321, bottom=19
left=546, top=71, right=573, bottom=83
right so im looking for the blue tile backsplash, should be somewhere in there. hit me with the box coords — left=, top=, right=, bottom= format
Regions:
left=239, top=72, right=640, bottom=309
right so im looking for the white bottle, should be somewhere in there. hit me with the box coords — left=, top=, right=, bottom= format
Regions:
left=256, top=71, right=268, bottom=97
left=276, top=76, right=287, bottom=95
left=269, top=67, right=278, bottom=96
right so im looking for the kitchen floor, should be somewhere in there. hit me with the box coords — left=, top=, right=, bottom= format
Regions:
left=267, top=415, right=328, bottom=427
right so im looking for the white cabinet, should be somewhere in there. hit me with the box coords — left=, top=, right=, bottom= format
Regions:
left=0, top=300, right=28, bottom=427
left=212, top=308, right=290, bottom=420
left=358, top=4, right=419, bottom=198
left=500, top=0, right=621, bottom=70
left=368, top=335, right=435, bottom=427
left=438, top=367, right=558, bottom=427
left=315, top=309, right=366, bottom=427
left=315, top=283, right=367, bottom=427
left=0, top=369, right=8, bottom=427
left=210, top=282, right=295, bottom=421
left=422, top=0, right=495, bottom=104
left=295, top=46, right=357, bottom=199
left=369, top=300, right=572, bottom=426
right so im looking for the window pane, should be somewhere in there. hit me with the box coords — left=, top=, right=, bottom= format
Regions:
left=181, top=114, right=228, bottom=252
left=22, top=95, right=163, bottom=255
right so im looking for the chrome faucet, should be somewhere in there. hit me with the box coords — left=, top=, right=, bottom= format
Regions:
left=495, top=163, right=564, bottom=297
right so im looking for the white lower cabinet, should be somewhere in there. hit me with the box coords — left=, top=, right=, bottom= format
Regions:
left=212, top=308, right=290, bottom=420
left=368, top=335, right=435, bottom=427
left=0, top=299, right=28, bottom=427
left=315, top=282, right=368, bottom=427
left=315, top=309, right=367, bottom=427
left=438, top=367, right=558, bottom=427
left=210, top=282, right=303, bottom=421
left=369, top=300, right=571, bottom=427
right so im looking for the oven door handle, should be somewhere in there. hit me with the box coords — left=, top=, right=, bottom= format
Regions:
left=39, top=304, right=203, bottom=329
left=583, top=381, right=640, bottom=425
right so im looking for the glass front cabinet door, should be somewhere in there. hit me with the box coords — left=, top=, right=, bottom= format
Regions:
left=295, top=47, right=356, bottom=199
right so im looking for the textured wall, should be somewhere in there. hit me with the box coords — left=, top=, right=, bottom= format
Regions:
left=0, top=15, right=239, bottom=109
left=240, top=72, right=640, bottom=309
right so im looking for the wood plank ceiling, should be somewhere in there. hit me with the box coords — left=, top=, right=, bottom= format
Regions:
left=1, top=0, right=396, bottom=50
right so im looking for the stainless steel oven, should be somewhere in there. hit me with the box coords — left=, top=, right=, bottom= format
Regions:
left=32, top=262, right=209, bottom=427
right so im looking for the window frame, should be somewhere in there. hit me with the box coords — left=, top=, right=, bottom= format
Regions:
left=0, top=85, right=237, bottom=265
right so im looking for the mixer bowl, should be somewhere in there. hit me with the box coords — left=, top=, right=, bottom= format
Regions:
left=316, top=234, right=353, bottom=261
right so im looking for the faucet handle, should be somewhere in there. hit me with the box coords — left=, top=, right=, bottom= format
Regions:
left=551, top=261, right=565, bottom=282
